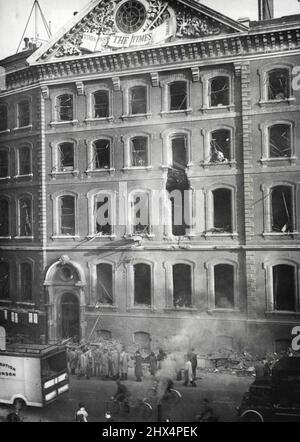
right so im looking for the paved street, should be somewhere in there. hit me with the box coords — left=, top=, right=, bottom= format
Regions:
left=0, top=371, right=252, bottom=422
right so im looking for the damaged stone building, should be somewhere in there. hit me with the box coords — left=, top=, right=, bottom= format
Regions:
left=0, top=0, right=300, bottom=354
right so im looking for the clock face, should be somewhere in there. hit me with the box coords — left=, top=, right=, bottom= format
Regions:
left=116, top=0, right=147, bottom=34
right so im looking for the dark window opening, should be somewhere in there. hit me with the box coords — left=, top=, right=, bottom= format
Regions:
left=60, top=195, right=75, bottom=236
left=271, top=186, right=293, bottom=233
left=93, top=140, right=111, bottom=170
left=58, top=143, right=74, bottom=171
left=96, top=263, right=113, bottom=305
left=131, top=137, right=148, bottom=167
left=18, top=101, right=30, bottom=127
left=273, top=265, right=295, bottom=311
left=130, top=86, right=147, bottom=115
left=210, top=129, right=231, bottom=162
left=0, top=149, right=9, bottom=178
left=173, top=264, right=192, bottom=308
left=214, top=264, right=234, bottom=309
left=0, top=105, right=8, bottom=131
left=170, top=81, right=187, bottom=111
left=210, top=76, right=230, bottom=107
left=132, top=194, right=150, bottom=235
left=0, top=262, right=9, bottom=300
left=212, top=189, right=232, bottom=233
left=96, top=196, right=112, bottom=235
left=18, top=146, right=31, bottom=175
left=20, top=262, right=32, bottom=301
left=94, top=90, right=109, bottom=118
left=19, top=197, right=32, bottom=236
left=268, top=69, right=290, bottom=100
left=0, top=199, right=9, bottom=237
left=56, top=94, right=73, bottom=121
left=172, top=136, right=187, bottom=170
left=134, top=263, right=151, bottom=306
left=269, top=124, right=291, bottom=158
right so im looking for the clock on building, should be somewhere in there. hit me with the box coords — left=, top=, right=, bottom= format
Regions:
left=115, top=0, right=147, bottom=34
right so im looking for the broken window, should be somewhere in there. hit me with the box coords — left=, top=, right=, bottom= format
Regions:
left=130, top=86, right=147, bottom=115
left=134, top=263, right=151, bottom=306
left=271, top=186, right=293, bottom=233
left=214, top=264, right=234, bottom=309
left=0, top=199, right=9, bottom=237
left=173, top=264, right=192, bottom=308
left=131, top=137, right=148, bottom=167
left=60, top=195, right=75, bottom=236
left=93, top=140, right=111, bottom=170
left=20, top=262, right=32, bottom=301
left=95, top=195, right=112, bottom=235
left=169, top=81, right=187, bottom=111
left=172, top=136, right=187, bottom=170
left=96, top=263, right=113, bottom=305
left=210, top=129, right=231, bottom=162
left=18, top=100, right=30, bottom=127
left=0, top=262, right=9, bottom=299
left=94, top=90, right=109, bottom=118
left=19, top=197, right=32, bottom=236
left=0, top=149, right=9, bottom=178
left=56, top=94, right=73, bottom=121
left=273, top=264, right=295, bottom=311
left=268, top=69, right=290, bottom=100
left=132, top=193, right=150, bottom=235
left=212, top=189, right=232, bottom=233
left=209, top=76, right=230, bottom=107
left=269, top=124, right=291, bottom=158
left=0, top=104, right=8, bottom=131
left=18, top=146, right=31, bottom=175
left=58, top=143, right=74, bottom=171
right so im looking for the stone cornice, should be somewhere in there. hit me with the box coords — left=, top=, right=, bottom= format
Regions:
left=3, top=27, right=300, bottom=93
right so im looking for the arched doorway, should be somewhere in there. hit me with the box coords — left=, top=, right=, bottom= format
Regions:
left=61, top=293, right=80, bottom=341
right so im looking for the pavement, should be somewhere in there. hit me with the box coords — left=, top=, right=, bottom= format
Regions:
left=0, top=371, right=253, bottom=422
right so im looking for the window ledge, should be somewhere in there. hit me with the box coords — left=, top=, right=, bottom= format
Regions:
left=51, top=235, right=80, bottom=241
left=259, top=98, right=296, bottom=107
left=0, top=176, right=11, bottom=181
left=208, top=308, right=240, bottom=313
left=87, top=234, right=116, bottom=240
left=160, top=108, right=192, bottom=116
left=86, top=168, right=115, bottom=175
left=0, top=300, right=12, bottom=304
left=84, top=117, right=114, bottom=123
left=262, top=231, right=299, bottom=238
left=13, top=125, right=33, bottom=132
left=0, top=129, right=10, bottom=134
left=121, top=113, right=152, bottom=120
left=128, top=306, right=152, bottom=312
left=164, top=307, right=197, bottom=312
left=201, top=105, right=234, bottom=113
left=260, top=157, right=297, bottom=166
left=13, top=174, right=33, bottom=179
left=14, top=236, right=34, bottom=240
left=265, top=310, right=300, bottom=316
left=50, top=170, right=79, bottom=177
left=0, top=236, right=12, bottom=240
left=16, top=302, right=35, bottom=307
left=202, top=160, right=236, bottom=168
left=204, top=232, right=238, bottom=239
left=50, top=120, right=78, bottom=127
left=122, top=166, right=152, bottom=171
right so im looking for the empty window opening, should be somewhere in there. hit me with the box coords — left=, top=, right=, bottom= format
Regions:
left=60, top=195, right=75, bottom=236
left=18, top=146, right=31, bottom=175
left=96, top=263, right=113, bottom=305
left=134, top=263, right=151, bottom=306
left=20, top=262, right=32, bottom=301
left=212, top=189, right=232, bottom=233
left=210, top=76, right=230, bottom=107
left=94, top=90, right=109, bottom=118
left=271, top=186, right=293, bottom=233
left=0, top=149, right=9, bottom=178
left=273, top=265, right=295, bottom=311
left=170, top=81, right=187, bottom=111
left=173, top=264, right=192, bottom=308
left=18, top=101, right=30, bottom=127
left=58, top=143, right=74, bottom=171
left=214, top=264, right=234, bottom=309
left=130, top=86, right=147, bottom=115
left=268, top=69, right=290, bottom=100
left=0, top=199, right=9, bottom=237
left=269, top=124, right=291, bottom=158
left=134, top=331, right=151, bottom=351
left=172, top=136, right=187, bottom=170
left=0, top=105, right=8, bottom=131
left=131, top=137, right=148, bottom=167
left=93, top=140, right=111, bottom=170
left=132, top=194, right=150, bottom=235
left=95, top=195, right=112, bottom=235
left=0, top=262, right=9, bottom=299
left=210, top=129, right=231, bottom=162
left=56, top=94, right=73, bottom=121
left=96, top=329, right=112, bottom=340
left=19, top=197, right=32, bottom=236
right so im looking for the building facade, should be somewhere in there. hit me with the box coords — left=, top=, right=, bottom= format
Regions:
left=0, top=0, right=300, bottom=354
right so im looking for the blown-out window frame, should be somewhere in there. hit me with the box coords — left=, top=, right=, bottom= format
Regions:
left=0, top=147, right=10, bottom=180
left=121, top=80, right=151, bottom=120
left=127, top=189, right=153, bottom=237
left=0, top=103, right=9, bottom=133
left=259, top=120, right=296, bottom=165
left=18, top=261, right=34, bottom=303
left=16, top=194, right=34, bottom=239
left=258, top=64, right=295, bottom=106
left=50, top=90, right=78, bottom=127
left=85, top=86, right=113, bottom=123
left=160, top=76, right=192, bottom=116
left=125, top=259, right=155, bottom=311
left=88, top=259, right=116, bottom=308
left=200, top=70, right=234, bottom=112
left=50, top=140, right=79, bottom=177
left=122, top=133, right=152, bottom=171
left=51, top=191, right=79, bottom=240
left=201, top=126, right=236, bottom=167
